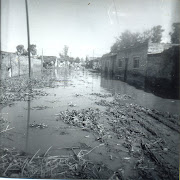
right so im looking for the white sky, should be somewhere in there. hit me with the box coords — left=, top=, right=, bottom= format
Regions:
left=1, top=0, right=180, bottom=58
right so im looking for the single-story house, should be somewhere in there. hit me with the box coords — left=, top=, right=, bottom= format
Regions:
left=41, top=56, right=57, bottom=68
left=101, top=41, right=180, bottom=98
left=88, top=58, right=101, bottom=70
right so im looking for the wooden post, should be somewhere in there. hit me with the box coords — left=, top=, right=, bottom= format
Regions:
left=25, top=0, right=31, bottom=78
left=0, top=0, right=2, bottom=82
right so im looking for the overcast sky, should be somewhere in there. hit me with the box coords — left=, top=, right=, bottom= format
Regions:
left=1, top=0, right=180, bottom=58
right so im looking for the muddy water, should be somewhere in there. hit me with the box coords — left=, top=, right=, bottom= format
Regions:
left=1, top=68, right=180, bottom=157
left=101, top=78, right=180, bottom=115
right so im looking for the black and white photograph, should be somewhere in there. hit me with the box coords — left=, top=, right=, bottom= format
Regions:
left=0, top=0, right=180, bottom=179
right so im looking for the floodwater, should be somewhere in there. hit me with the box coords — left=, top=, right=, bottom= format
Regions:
left=1, top=68, right=180, bottom=156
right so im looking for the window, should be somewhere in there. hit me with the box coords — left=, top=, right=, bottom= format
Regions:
left=118, top=59, right=123, bottom=67
left=133, top=57, right=140, bottom=68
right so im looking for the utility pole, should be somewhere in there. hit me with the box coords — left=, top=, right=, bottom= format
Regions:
left=25, top=0, right=31, bottom=78
left=0, top=0, right=2, bottom=83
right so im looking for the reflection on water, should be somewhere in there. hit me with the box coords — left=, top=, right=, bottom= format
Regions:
left=0, top=68, right=180, bottom=155
left=25, top=97, right=30, bottom=152
left=101, top=77, right=180, bottom=115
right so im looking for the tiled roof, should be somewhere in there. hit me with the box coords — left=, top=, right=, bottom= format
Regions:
left=147, top=43, right=176, bottom=54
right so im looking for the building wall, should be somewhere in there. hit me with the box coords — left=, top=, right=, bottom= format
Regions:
left=101, top=54, right=116, bottom=76
left=115, top=43, right=148, bottom=76
left=100, top=43, right=179, bottom=98
left=1, top=51, right=41, bottom=79
left=147, top=46, right=179, bottom=80
left=101, top=56, right=109, bottom=74
left=145, top=46, right=179, bottom=98
left=101, top=42, right=149, bottom=87
left=146, top=54, right=172, bottom=80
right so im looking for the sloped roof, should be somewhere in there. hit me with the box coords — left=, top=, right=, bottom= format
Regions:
left=147, top=43, right=179, bottom=54
left=89, top=57, right=100, bottom=61
left=102, top=52, right=117, bottom=58
left=89, top=57, right=101, bottom=62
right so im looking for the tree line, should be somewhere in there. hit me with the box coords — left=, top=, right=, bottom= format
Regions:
left=16, top=44, right=37, bottom=56
left=16, top=44, right=83, bottom=63
left=110, top=22, right=180, bottom=53
left=59, top=45, right=83, bottom=63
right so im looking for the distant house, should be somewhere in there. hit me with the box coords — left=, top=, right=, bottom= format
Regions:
left=101, top=41, right=180, bottom=98
left=88, top=58, right=101, bottom=71
left=101, top=52, right=117, bottom=76
left=41, top=56, right=57, bottom=68
left=85, top=57, right=101, bottom=70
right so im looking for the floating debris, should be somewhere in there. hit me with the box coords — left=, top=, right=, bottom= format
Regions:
left=90, top=93, right=113, bottom=98
left=114, top=93, right=133, bottom=100
left=26, top=106, right=50, bottom=110
left=68, top=102, right=77, bottom=107
left=95, top=99, right=119, bottom=106
left=57, top=108, right=106, bottom=141
left=0, top=145, right=112, bottom=179
left=95, top=94, right=179, bottom=180
left=0, top=75, right=58, bottom=105
left=0, top=125, right=15, bottom=134
left=0, top=115, right=7, bottom=124
left=75, top=94, right=83, bottom=97
left=29, top=122, right=48, bottom=129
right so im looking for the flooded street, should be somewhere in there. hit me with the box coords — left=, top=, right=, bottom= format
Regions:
left=0, top=69, right=107, bottom=154
left=1, top=68, right=179, bottom=153
left=0, top=68, right=179, bottom=179
left=2, top=0, right=180, bottom=178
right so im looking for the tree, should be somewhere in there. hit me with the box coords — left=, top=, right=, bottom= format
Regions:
left=16, top=45, right=25, bottom=56
left=59, top=45, right=69, bottom=61
left=59, top=45, right=68, bottom=58
left=75, top=57, right=80, bottom=63
left=151, top=25, right=164, bottom=43
left=63, top=45, right=69, bottom=57
left=111, top=30, right=142, bottom=52
left=169, top=22, right=180, bottom=44
left=22, top=49, right=28, bottom=56
left=139, top=26, right=164, bottom=43
left=69, top=57, right=74, bottom=63
left=28, top=44, right=37, bottom=56
left=85, top=56, right=89, bottom=62
left=111, top=40, right=120, bottom=53
left=110, top=25, right=164, bottom=52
